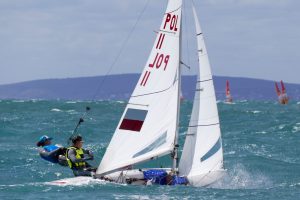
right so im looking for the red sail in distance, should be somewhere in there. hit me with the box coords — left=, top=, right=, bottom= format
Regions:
left=280, top=80, right=286, bottom=94
left=225, top=80, right=233, bottom=103
left=275, top=82, right=281, bottom=96
left=275, top=80, right=289, bottom=104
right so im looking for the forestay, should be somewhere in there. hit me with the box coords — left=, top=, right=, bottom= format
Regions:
left=178, top=5, right=224, bottom=179
left=97, top=0, right=182, bottom=176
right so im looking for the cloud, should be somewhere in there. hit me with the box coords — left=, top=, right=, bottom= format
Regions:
left=0, top=0, right=166, bottom=84
left=205, top=0, right=293, bottom=6
left=0, top=0, right=299, bottom=84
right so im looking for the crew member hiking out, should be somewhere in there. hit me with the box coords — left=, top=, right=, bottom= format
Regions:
left=66, top=135, right=96, bottom=177
left=36, top=135, right=67, bottom=166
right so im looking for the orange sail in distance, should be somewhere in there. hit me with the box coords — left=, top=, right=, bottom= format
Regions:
left=275, top=80, right=289, bottom=104
left=225, top=80, right=233, bottom=103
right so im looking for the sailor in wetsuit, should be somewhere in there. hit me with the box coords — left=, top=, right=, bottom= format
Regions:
left=36, top=135, right=67, bottom=166
left=66, top=135, right=96, bottom=176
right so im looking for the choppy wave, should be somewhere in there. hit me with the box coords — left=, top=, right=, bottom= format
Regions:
left=66, top=110, right=78, bottom=115
left=45, top=177, right=106, bottom=186
left=50, top=108, right=62, bottom=112
left=1, top=100, right=299, bottom=199
left=0, top=116, right=20, bottom=122
left=12, top=100, right=25, bottom=103
left=210, top=164, right=272, bottom=189
left=44, top=165, right=273, bottom=189
left=246, top=110, right=261, bottom=114
left=66, top=101, right=78, bottom=104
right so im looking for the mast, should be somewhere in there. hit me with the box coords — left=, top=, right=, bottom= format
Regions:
left=172, top=7, right=182, bottom=172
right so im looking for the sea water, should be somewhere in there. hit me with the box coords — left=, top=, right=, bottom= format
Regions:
left=0, top=100, right=299, bottom=199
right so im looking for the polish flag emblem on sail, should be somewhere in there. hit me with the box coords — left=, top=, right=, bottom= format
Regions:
left=119, top=108, right=148, bottom=132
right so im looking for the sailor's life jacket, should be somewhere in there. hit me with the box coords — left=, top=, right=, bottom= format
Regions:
left=66, top=147, right=87, bottom=170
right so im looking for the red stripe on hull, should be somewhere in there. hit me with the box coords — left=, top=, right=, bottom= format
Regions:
left=119, top=119, right=144, bottom=132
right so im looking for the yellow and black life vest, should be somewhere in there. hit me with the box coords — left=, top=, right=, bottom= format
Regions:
left=66, top=147, right=86, bottom=169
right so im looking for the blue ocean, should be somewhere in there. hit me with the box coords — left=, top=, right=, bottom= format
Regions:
left=0, top=99, right=299, bottom=199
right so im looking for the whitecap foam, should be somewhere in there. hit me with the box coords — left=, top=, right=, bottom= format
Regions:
left=209, top=163, right=272, bottom=189
left=46, top=176, right=106, bottom=186
left=246, top=110, right=261, bottom=114
left=1, top=116, right=19, bottom=122
left=55, top=172, right=62, bottom=177
left=113, top=195, right=152, bottom=200
left=50, top=108, right=62, bottom=112
left=179, top=131, right=187, bottom=136
left=278, top=124, right=286, bottom=130
left=256, top=131, right=267, bottom=134
left=66, top=110, right=78, bottom=115
left=0, top=182, right=44, bottom=188
left=292, top=124, right=300, bottom=133
left=226, top=151, right=236, bottom=155
left=252, top=110, right=261, bottom=114
left=31, top=99, right=39, bottom=102
left=289, top=182, right=300, bottom=187
left=224, top=101, right=236, bottom=105
left=12, top=100, right=25, bottom=103
left=66, top=101, right=77, bottom=104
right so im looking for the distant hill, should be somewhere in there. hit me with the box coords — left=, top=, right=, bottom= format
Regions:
left=0, top=74, right=299, bottom=101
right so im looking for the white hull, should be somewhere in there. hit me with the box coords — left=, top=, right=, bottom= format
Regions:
left=98, top=168, right=226, bottom=186
left=48, top=168, right=226, bottom=187
left=103, top=169, right=146, bottom=183
left=187, top=169, right=227, bottom=187
left=101, top=168, right=172, bottom=184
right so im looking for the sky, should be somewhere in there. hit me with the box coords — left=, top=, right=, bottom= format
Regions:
left=0, top=0, right=299, bottom=85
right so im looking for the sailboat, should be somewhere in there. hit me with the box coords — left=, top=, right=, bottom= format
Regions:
left=94, top=0, right=226, bottom=186
left=225, top=80, right=233, bottom=103
left=275, top=80, right=289, bottom=104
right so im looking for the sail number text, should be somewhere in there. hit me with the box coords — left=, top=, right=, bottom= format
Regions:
left=140, top=14, right=179, bottom=87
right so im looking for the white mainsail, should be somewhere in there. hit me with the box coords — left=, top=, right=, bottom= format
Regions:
left=178, top=5, right=224, bottom=186
left=97, top=0, right=182, bottom=176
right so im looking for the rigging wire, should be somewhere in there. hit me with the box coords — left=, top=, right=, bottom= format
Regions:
left=69, top=0, right=151, bottom=139
left=182, top=0, right=192, bottom=72
left=91, top=0, right=151, bottom=101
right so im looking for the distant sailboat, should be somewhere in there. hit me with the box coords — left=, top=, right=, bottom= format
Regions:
left=94, top=0, right=225, bottom=186
left=180, top=89, right=184, bottom=101
left=225, top=80, right=233, bottom=103
left=275, top=80, right=289, bottom=104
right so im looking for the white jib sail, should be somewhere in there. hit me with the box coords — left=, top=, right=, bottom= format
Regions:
left=178, top=5, right=224, bottom=182
left=97, top=0, right=182, bottom=176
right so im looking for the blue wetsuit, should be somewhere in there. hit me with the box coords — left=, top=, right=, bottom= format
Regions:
left=39, top=145, right=65, bottom=163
